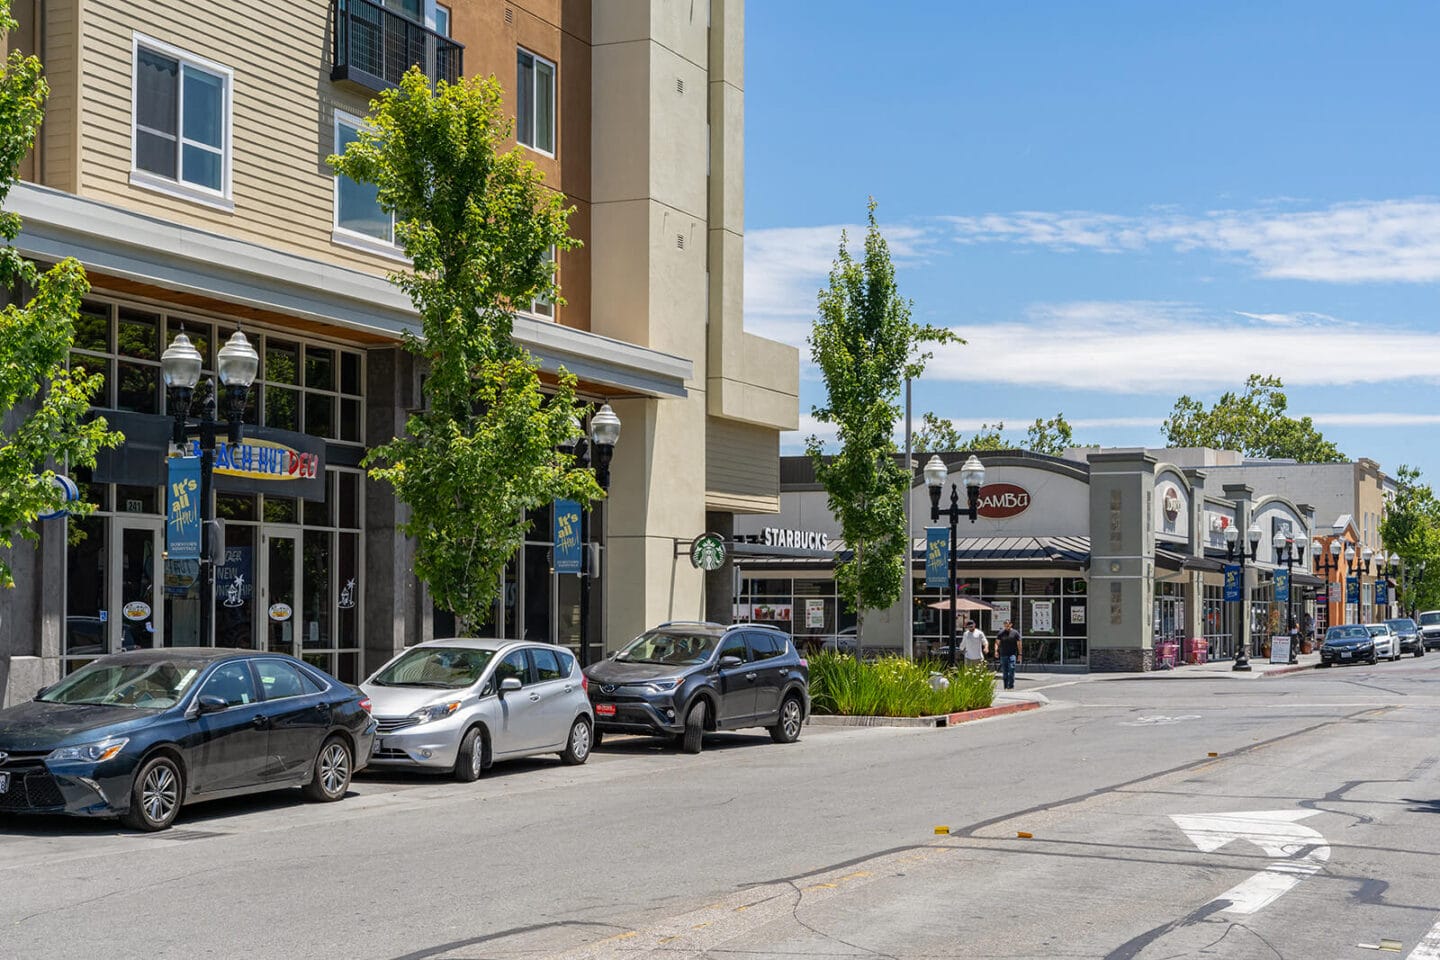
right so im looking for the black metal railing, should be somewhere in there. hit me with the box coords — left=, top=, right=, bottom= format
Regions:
left=332, top=0, right=463, bottom=91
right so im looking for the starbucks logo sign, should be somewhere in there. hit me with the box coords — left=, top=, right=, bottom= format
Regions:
left=690, top=533, right=727, bottom=571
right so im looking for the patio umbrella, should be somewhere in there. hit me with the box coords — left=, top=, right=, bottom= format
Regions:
left=925, top=597, right=996, bottom=612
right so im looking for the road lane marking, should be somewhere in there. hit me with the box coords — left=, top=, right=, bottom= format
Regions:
left=1171, top=810, right=1330, bottom=915
left=1409, top=917, right=1440, bottom=960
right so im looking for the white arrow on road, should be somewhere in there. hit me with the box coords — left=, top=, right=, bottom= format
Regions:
left=1170, top=810, right=1331, bottom=915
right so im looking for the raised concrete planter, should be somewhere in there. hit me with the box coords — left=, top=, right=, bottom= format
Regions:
left=808, top=701, right=1042, bottom=728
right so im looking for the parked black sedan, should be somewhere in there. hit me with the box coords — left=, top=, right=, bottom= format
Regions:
left=1318, top=624, right=1378, bottom=667
left=0, top=650, right=376, bottom=831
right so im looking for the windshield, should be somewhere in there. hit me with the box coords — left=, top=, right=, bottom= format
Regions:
left=1422, top=612, right=1440, bottom=626
left=615, top=631, right=719, bottom=665
left=373, top=647, right=495, bottom=688
left=1386, top=619, right=1416, bottom=632
left=1325, top=626, right=1370, bottom=642
left=40, top=660, right=202, bottom=709
left=1366, top=625, right=1387, bottom=636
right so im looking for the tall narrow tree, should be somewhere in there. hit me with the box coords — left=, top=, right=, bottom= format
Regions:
left=0, top=0, right=119, bottom=586
left=808, top=201, right=956, bottom=644
left=331, top=69, right=600, bottom=627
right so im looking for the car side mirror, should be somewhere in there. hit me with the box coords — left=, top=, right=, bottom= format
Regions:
left=32, top=685, right=51, bottom=701
left=499, top=677, right=523, bottom=694
left=718, top=656, right=743, bottom=669
left=196, top=694, right=228, bottom=715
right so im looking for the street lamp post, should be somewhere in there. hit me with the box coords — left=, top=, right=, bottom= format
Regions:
left=924, top=454, right=984, bottom=668
left=161, top=329, right=259, bottom=647
left=1225, top=522, right=1262, bottom=671
left=1316, top=538, right=1342, bottom=630
left=568, top=404, right=621, bottom=668
left=1271, top=530, right=1307, bottom=664
left=1375, top=550, right=1392, bottom=619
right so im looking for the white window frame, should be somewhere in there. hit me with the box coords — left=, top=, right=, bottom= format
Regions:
left=129, top=33, right=234, bottom=211
left=526, top=245, right=556, bottom=320
left=330, top=110, right=406, bottom=261
left=516, top=47, right=557, bottom=157
left=433, top=3, right=452, bottom=36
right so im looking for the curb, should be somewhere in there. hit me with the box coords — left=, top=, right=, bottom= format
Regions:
left=808, top=701, right=1042, bottom=728
left=1258, top=662, right=1319, bottom=678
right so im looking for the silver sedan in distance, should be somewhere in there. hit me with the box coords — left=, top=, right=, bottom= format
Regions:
left=361, top=640, right=593, bottom=781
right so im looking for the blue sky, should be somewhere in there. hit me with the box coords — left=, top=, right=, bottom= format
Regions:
left=743, top=1, right=1440, bottom=481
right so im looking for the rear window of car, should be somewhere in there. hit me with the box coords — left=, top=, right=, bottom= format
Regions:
left=529, top=648, right=564, bottom=682
left=1386, top=620, right=1416, bottom=632
left=748, top=631, right=785, bottom=661
left=556, top=650, right=576, bottom=676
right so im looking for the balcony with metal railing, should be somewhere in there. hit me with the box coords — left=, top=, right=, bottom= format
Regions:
left=332, top=0, right=463, bottom=93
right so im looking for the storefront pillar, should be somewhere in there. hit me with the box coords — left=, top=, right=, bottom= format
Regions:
left=1087, top=449, right=1157, bottom=672
left=363, top=347, right=419, bottom=675
left=704, top=511, right=734, bottom=625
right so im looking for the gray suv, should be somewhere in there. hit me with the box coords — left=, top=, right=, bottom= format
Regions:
left=585, top=622, right=809, bottom=754
left=1419, top=611, right=1440, bottom=651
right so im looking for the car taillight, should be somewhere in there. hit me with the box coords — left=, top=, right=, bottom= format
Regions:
left=359, top=697, right=372, bottom=714
left=798, top=658, right=808, bottom=668
left=581, top=674, right=588, bottom=693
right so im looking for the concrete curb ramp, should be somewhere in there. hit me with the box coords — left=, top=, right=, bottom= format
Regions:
left=808, top=700, right=1043, bottom=728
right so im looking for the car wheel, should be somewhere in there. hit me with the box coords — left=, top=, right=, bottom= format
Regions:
left=1319, top=661, right=1331, bottom=668
left=1419, top=648, right=1426, bottom=658
left=769, top=695, right=804, bottom=744
left=560, top=717, right=592, bottom=765
left=302, top=736, right=352, bottom=802
left=453, top=726, right=484, bottom=783
left=121, top=755, right=183, bottom=832
left=681, top=699, right=706, bottom=754
left=1368, top=654, right=1378, bottom=665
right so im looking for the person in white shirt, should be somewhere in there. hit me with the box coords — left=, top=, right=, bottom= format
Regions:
left=960, top=620, right=987, bottom=667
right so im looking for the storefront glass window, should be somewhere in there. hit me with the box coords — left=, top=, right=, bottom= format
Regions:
left=76, top=301, right=113, bottom=352
left=65, top=517, right=107, bottom=662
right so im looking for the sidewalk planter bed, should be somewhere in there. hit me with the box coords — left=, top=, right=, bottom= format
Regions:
left=809, top=653, right=995, bottom=718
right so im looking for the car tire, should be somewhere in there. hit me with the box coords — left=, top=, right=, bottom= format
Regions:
left=1368, top=654, right=1378, bottom=665
left=560, top=717, right=592, bottom=765
left=592, top=728, right=604, bottom=749
left=769, top=694, right=804, bottom=744
left=681, top=699, right=706, bottom=754
left=121, top=754, right=183, bottom=832
left=1319, top=661, right=1331, bottom=668
left=302, top=736, right=352, bottom=802
left=453, top=726, right=484, bottom=783
left=1418, top=648, right=1426, bottom=658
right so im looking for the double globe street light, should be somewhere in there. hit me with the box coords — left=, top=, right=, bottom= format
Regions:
left=923, top=454, right=984, bottom=668
left=161, top=329, right=260, bottom=647
left=566, top=404, right=621, bottom=667
left=1224, top=522, right=1262, bottom=671
left=1272, top=530, right=1308, bottom=665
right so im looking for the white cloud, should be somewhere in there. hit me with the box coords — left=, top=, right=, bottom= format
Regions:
left=745, top=222, right=936, bottom=349
left=1304, top=412, right=1440, bottom=427
left=923, top=300, right=1440, bottom=392
left=945, top=199, right=1440, bottom=283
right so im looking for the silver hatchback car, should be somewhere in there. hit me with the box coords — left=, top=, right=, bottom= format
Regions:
left=361, top=639, right=593, bottom=781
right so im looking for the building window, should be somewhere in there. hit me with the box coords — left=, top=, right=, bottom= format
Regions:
left=333, top=111, right=395, bottom=248
left=516, top=48, right=555, bottom=155
left=529, top=246, right=555, bottom=319
left=131, top=36, right=232, bottom=204
left=434, top=4, right=451, bottom=36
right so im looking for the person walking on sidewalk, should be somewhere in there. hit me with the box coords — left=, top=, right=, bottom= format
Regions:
left=960, top=620, right=987, bottom=667
left=993, top=620, right=1023, bottom=690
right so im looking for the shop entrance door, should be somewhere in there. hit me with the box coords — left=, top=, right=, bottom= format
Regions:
left=259, top=528, right=301, bottom=657
left=110, top=518, right=164, bottom=654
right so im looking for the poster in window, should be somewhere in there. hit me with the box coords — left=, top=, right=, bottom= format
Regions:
left=1070, top=604, right=1086, bottom=625
left=805, top=598, right=825, bottom=629
left=991, top=600, right=1011, bottom=626
left=1032, top=600, right=1054, bottom=633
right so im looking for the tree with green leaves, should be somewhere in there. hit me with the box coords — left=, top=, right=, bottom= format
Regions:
left=1379, top=466, right=1440, bottom=614
left=913, top=411, right=1004, bottom=453
left=1025, top=413, right=1076, bottom=455
left=330, top=68, right=600, bottom=627
left=1162, top=374, right=1343, bottom=462
left=0, top=0, right=119, bottom=586
left=808, top=201, right=957, bottom=644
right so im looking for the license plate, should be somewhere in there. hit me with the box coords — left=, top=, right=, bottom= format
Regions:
left=595, top=703, right=616, bottom=717
left=0, top=772, right=8, bottom=793
left=1341, top=652, right=1352, bottom=659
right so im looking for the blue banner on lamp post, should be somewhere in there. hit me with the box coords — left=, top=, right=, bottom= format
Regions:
left=166, top=457, right=202, bottom=560
left=925, top=527, right=948, bottom=589
left=1274, top=568, right=1289, bottom=602
left=553, top=500, right=582, bottom=574
left=1346, top=576, right=1360, bottom=604
left=1375, top=580, right=1388, bottom=605
left=1223, top=563, right=1242, bottom=602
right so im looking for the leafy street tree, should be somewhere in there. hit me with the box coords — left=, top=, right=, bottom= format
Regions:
left=331, top=69, right=600, bottom=627
left=808, top=201, right=956, bottom=643
left=1026, top=413, right=1076, bottom=455
left=1379, top=466, right=1440, bottom=614
left=913, top=411, right=1004, bottom=453
left=0, top=0, right=119, bottom=586
left=1162, top=374, right=1344, bottom=462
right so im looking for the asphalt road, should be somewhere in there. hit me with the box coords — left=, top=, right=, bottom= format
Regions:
left=4, top=656, right=1440, bottom=960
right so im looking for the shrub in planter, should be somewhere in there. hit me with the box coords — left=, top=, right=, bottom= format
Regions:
left=809, top=653, right=995, bottom=718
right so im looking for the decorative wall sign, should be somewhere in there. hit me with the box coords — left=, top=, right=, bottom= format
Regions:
left=1162, top=486, right=1181, bottom=523
left=122, top=601, right=152, bottom=621
left=976, top=483, right=1032, bottom=519
left=268, top=602, right=293, bottom=622
left=762, top=528, right=830, bottom=550
left=690, top=533, right=727, bottom=571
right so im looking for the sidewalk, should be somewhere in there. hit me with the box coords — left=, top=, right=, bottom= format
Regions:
left=1012, top=652, right=1321, bottom=687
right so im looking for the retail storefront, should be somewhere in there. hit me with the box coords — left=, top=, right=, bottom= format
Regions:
left=733, top=450, right=1319, bottom=672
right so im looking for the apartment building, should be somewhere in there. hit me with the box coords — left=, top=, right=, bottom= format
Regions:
left=0, top=0, right=798, bottom=704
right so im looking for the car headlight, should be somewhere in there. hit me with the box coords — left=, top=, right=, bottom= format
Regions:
left=643, top=678, right=685, bottom=693
left=409, top=701, right=461, bottom=725
left=46, top=737, right=129, bottom=763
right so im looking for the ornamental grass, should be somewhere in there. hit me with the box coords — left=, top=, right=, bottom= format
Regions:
left=808, top=652, right=996, bottom=718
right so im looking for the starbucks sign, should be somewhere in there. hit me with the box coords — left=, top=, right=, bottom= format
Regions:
left=690, top=533, right=727, bottom=571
